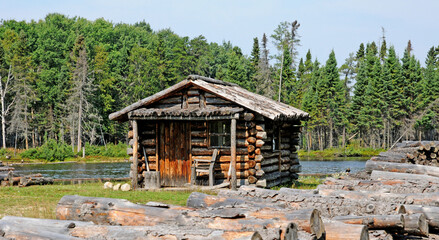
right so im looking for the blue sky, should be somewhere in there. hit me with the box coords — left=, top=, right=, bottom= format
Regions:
left=1, top=0, right=437, bottom=65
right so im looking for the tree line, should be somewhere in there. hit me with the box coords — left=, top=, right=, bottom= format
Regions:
left=0, top=14, right=438, bottom=152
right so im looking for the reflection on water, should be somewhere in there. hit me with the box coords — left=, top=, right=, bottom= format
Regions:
left=300, top=158, right=367, bottom=174
left=12, top=158, right=368, bottom=179
left=13, top=162, right=130, bottom=179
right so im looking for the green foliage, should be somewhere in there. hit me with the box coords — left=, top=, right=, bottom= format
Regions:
left=20, top=139, right=74, bottom=161
left=84, top=143, right=128, bottom=157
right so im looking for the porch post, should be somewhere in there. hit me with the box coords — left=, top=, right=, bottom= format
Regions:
left=231, top=115, right=237, bottom=190
left=132, top=120, right=139, bottom=189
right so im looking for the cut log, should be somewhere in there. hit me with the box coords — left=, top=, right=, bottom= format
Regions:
left=0, top=216, right=94, bottom=240
left=401, top=213, right=429, bottom=237
left=19, top=176, right=53, bottom=187
left=70, top=225, right=265, bottom=240
left=186, top=192, right=325, bottom=239
left=323, top=219, right=369, bottom=240
left=218, top=187, right=401, bottom=217
left=399, top=205, right=439, bottom=231
left=56, top=195, right=298, bottom=240
left=334, top=214, right=403, bottom=231
left=370, top=170, right=439, bottom=183
left=318, top=189, right=439, bottom=206
left=366, top=160, right=439, bottom=177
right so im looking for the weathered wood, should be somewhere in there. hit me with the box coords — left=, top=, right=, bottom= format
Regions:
left=132, top=120, right=139, bottom=189
left=70, top=225, right=264, bottom=240
left=217, top=187, right=401, bottom=217
left=366, top=159, right=439, bottom=177
left=401, top=213, right=429, bottom=237
left=399, top=205, right=439, bottom=231
left=192, top=148, right=248, bottom=156
left=318, top=188, right=439, bottom=206
left=231, top=118, right=237, bottom=190
left=323, top=219, right=369, bottom=240
left=186, top=192, right=325, bottom=239
left=57, top=195, right=298, bottom=240
left=140, top=138, right=155, bottom=146
left=244, top=113, right=255, bottom=121
left=333, top=214, right=404, bottom=230
left=370, top=170, right=439, bottom=183
left=0, top=216, right=94, bottom=240
left=19, top=176, right=53, bottom=187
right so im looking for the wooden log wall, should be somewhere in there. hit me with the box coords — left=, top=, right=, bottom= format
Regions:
left=128, top=121, right=157, bottom=188
left=255, top=119, right=302, bottom=188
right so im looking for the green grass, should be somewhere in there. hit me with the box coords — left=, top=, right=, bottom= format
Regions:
left=271, top=175, right=324, bottom=190
left=299, top=147, right=383, bottom=159
left=0, top=182, right=193, bottom=219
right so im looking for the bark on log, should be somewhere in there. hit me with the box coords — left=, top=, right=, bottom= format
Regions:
left=399, top=205, right=439, bottom=231
left=70, top=225, right=265, bottom=240
left=370, top=170, right=439, bottom=183
left=186, top=192, right=325, bottom=239
left=365, top=159, right=439, bottom=177
left=218, top=187, right=400, bottom=217
left=56, top=195, right=298, bottom=240
left=19, top=176, right=53, bottom=187
left=318, top=189, right=439, bottom=206
left=333, top=215, right=404, bottom=230
left=319, top=177, right=439, bottom=194
left=0, top=216, right=94, bottom=240
left=323, top=219, right=369, bottom=240
left=401, top=213, right=429, bottom=237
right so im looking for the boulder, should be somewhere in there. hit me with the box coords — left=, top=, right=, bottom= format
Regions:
left=121, top=183, right=131, bottom=192
left=103, top=182, right=113, bottom=189
left=113, top=183, right=121, bottom=191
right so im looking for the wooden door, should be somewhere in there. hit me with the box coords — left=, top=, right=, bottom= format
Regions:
left=158, top=121, right=191, bottom=186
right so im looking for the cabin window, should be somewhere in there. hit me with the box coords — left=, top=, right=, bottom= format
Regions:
left=209, top=121, right=231, bottom=148
left=272, top=128, right=280, bottom=151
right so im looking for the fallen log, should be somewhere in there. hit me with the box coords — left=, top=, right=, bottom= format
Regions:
left=399, top=205, right=439, bottom=231
left=57, top=195, right=299, bottom=240
left=20, top=176, right=53, bottom=187
left=0, top=215, right=94, bottom=240
left=401, top=213, right=429, bottom=237
left=365, top=160, right=439, bottom=177
left=318, top=178, right=439, bottom=194
left=70, top=225, right=265, bottom=240
left=217, top=188, right=400, bottom=218
left=323, top=219, right=369, bottom=240
left=370, top=170, right=439, bottom=183
left=333, top=214, right=404, bottom=230
left=318, top=189, right=439, bottom=206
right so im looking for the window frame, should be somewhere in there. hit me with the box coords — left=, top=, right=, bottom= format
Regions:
left=208, top=121, right=231, bottom=149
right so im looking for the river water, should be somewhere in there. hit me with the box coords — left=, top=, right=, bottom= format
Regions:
left=11, top=158, right=368, bottom=179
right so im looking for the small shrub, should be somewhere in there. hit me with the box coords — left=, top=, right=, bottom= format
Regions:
left=20, top=139, right=74, bottom=162
left=85, top=143, right=128, bottom=157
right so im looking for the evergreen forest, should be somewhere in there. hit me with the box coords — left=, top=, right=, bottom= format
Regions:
left=0, top=14, right=438, bottom=153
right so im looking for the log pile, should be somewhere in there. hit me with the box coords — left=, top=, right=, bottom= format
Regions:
left=406, top=142, right=439, bottom=166
left=0, top=163, right=53, bottom=187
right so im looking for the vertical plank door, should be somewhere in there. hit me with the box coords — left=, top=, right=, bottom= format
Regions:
left=158, top=121, right=191, bottom=186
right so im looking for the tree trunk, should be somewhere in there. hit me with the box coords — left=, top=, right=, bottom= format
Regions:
left=333, top=214, right=404, bottom=230
left=365, top=160, right=439, bottom=177
left=77, top=90, right=83, bottom=153
left=370, top=170, right=439, bottom=183
left=323, top=219, right=369, bottom=240
left=399, top=205, right=439, bottom=231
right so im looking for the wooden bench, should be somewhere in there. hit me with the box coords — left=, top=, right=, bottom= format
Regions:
left=191, top=149, right=219, bottom=187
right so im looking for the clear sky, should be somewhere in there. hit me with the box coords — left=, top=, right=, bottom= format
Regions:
left=1, top=0, right=437, bottom=65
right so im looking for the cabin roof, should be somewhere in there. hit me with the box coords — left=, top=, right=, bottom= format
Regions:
left=109, top=75, right=309, bottom=122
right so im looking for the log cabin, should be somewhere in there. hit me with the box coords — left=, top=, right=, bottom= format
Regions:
left=109, top=75, right=309, bottom=189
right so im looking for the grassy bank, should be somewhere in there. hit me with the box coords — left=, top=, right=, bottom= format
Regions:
left=0, top=181, right=192, bottom=219
left=0, top=176, right=322, bottom=219
left=298, top=147, right=383, bottom=159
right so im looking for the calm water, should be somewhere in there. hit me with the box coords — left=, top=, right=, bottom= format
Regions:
left=12, top=158, right=367, bottom=179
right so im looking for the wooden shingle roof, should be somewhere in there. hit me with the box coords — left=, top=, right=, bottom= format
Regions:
left=109, top=75, right=309, bottom=122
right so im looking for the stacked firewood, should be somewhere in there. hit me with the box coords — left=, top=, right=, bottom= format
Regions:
left=406, top=142, right=439, bottom=166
